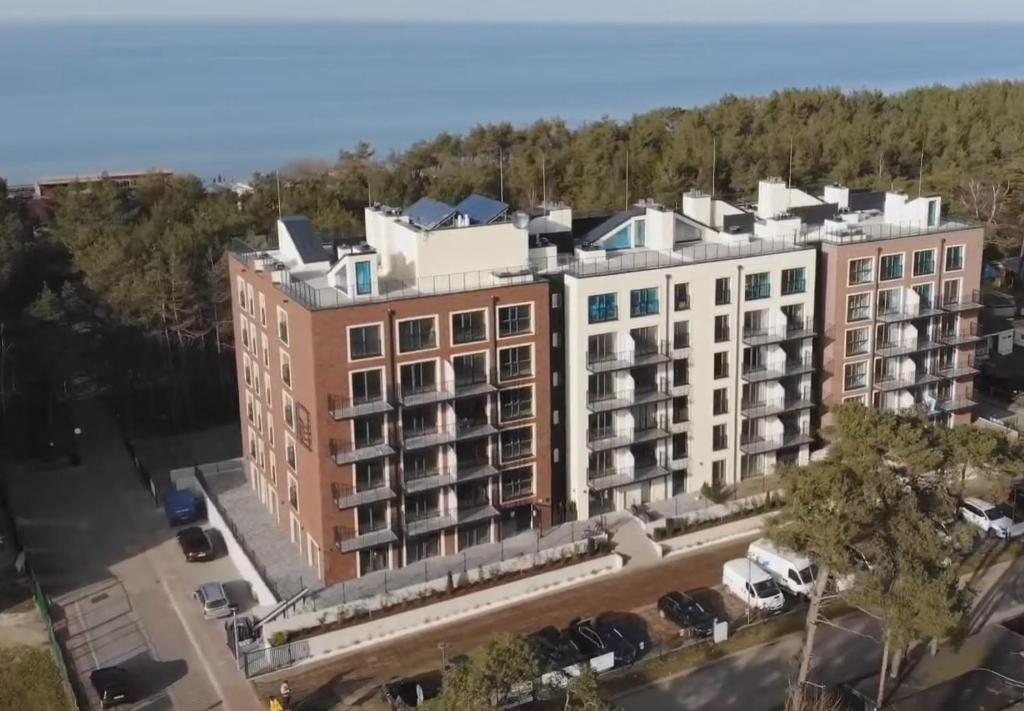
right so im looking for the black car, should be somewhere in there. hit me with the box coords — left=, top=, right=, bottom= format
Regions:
left=90, top=666, right=131, bottom=708
left=568, top=617, right=639, bottom=667
left=528, top=626, right=584, bottom=671
left=176, top=526, right=214, bottom=562
left=595, top=613, right=650, bottom=663
left=382, top=671, right=442, bottom=709
left=657, top=591, right=714, bottom=637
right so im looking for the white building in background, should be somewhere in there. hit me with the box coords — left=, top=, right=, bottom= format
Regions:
left=561, top=191, right=817, bottom=519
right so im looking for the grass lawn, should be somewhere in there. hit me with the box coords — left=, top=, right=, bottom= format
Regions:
left=0, top=644, right=73, bottom=710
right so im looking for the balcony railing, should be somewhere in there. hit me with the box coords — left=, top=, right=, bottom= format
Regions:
left=330, top=437, right=395, bottom=465
left=397, top=382, right=455, bottom=407
left=500, top=441, right=534, bottom=464
left=586, top=341, right=670, bottom=373
left=938, top=323, right=982, bottom=346
left=454, top=458, right=498, bottom=483
left=405, top=509, right=457, bottom=537
left=328, top=390, right=395, bottom=420
left=453, top=372, right=496, bottom=398
left=502, top=485, right=534, bottom=503
left=334, top=523, right=398, bottom=553
left=456, top=502, right=499, bottom=525
left=935, top=361, right=979, bottom=379
left=400, top=423, right=455, bottom=451
left=874, top=337, right=941, bottom=358
left=586, top=428, right=633, bottom=451
left=875, top=302, right=944, bottom=323
left=587, top=458, right=669, bottom=491
left=586, top=381, right=671, bottom=412
left=873, top=370, right=943, bottom=392
left=740, top=357, right=814, bottom=383
left=740, top=390, right=814, bottom=418
left=402, top=467, right=457, bottom=494
left=739, top=428, right=814, bottom=455
left=333, top=481, right=397, bottom=509
left=741, top=319, right=816, bottom=346
left=941, top=289, right=983, bottom=312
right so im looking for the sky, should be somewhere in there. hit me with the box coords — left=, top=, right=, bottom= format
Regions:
left=3, top=0, right=1024, bottom=23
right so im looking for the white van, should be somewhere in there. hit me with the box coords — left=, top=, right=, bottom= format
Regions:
left=747, top=538, right=819, bottom=597
left=722, top=558, right=785, bottom=612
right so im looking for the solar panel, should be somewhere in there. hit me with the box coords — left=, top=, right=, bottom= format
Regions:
left=403, top=198, right=457, bottom=230
left=455, top=194, right=509, bottom=225
left=279, top=216, right=329, bottom=264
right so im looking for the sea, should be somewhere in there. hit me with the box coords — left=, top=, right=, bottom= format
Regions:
left=1, top=21, right=1023, bottom=184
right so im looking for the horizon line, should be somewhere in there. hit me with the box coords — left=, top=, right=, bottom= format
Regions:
left=2, top=17, right=1023, bottom=26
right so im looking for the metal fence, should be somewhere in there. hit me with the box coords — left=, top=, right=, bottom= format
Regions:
left=31, top=574, right=81, bottom=710
left=240, top=638, right=311, bottom=678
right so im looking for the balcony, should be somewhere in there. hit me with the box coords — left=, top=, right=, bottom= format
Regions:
left=587, top=460, right=669, bottom=491
left=456, top=418, right=498, bottom=441
left=587, top=428, right=633, bottom=451
left=739, top=429, right=814, bottom=455
left=456, top=501, right=499, bottom=525
left=741, top=319, right=815, bottom=346
left=741, top=357, right=814, bottom=383
left=328, top=391, right=394, bottom=420
left=398, top=382, right=455, bottom=407
left=587, top=341, right=670, bottom=373
left=632, top=422, right=671, bottom=444
left=454, top=458, right=498, bottom=483
left=941, top=290, right=983, bottom=313
left=405, top=510, right=457, bottom=537
left=671, top=337, right=691, bottom=359
left=936, top=397, right=977, bottom=412
left=402, top=467, right=456, bottom=494
left=669, top=418, right=689, bottom=434
left=874, top=337, right=941, bottom=358
left=401, top=424, right=456, bottom=451
left=875, top=303, right=944, bottom=324
left=334, top=524, right=398, bottom=553
left=873, top=370, right=942, bottom=392
left=333, top=481, right=397, bottom=509
left=499, top=441, right=534, bottom=464
left=454, top=373, right=496, bottom=399
left=938, top=324, right=983, bottom=346
left=740, top=391, right=814, bottom=418
left=330, top=438, right=395, bottom=465
left=936, top=361, right=979, bottom=379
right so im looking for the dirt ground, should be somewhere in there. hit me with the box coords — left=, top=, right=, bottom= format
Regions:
left=253, top=535, right=760, bottom=709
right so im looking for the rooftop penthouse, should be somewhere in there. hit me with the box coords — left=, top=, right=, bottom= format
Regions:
left=230, top=180, right=973, bottom=308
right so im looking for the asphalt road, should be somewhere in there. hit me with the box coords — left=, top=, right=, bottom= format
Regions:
left=4, top=401, right=261, bottom=711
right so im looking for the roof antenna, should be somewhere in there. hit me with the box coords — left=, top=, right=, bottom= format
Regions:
left=499, top=147, right=505, bottom=204
left=917, top=148, right=925, bottom=198
left=276, top=170, right=283, bottom=218
left=711, top=136, right=717, bottom=199
left=625, top=148, right=630, bottom=210
left=787, top=136, right=794, bottom=212
left=541, top=154, right=547, bottom=213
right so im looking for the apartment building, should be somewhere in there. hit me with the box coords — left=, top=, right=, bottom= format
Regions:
left=229, top=195, right=556, bottom=585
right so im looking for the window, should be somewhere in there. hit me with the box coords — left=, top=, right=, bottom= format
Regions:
left=262, top=333, right=270, bottom=367
left=406, top=535, right=439, bottom=564
left=714, top=315, right=730, bottom=343
left=673, top=360, right=689, bottom=386
left=452, top=310, right=486, bottom=344
left=283, top=393, right=295, bottom=430
left=286, top=434, right=296, bottom=470
left=879, top=254, right=904, bottom=281
left=349, top=325, right=382, bottom=360
left=913, top=283, right=934, bottom=310
left=713, top=388, right=729, bottom=415
left=351, top=370, right=383, bottom=404
left=280, top=350, right=292, bottom=388
left=672, top=433, right=687, bottom=459
left=713, top=351, right=729, bottom=379
left=673, top=321, right=690, bottom=350
left=630, top=326, right=658, bottom=355
left=498, top=304, right=532, bottom=337
left=712, top=424, right=728, bottom=451
left=848, top=258, right=873, bottom=286
left=587, top=333, right=615, bottom=365
left=277, top=307, right=289, bottom=344
left=715, top=278, right=731, bottom=305
left=847, top=293, right=871, bottom=323
left=259, top=292, right=267, bottom=327
left=400, top=361, right=436, bottom=396
left=634, top=219, right=646, bottom=247
left=674, top=283, right=690, bottom=311
left=353, top=415, right=385, bottom=448
left=745, top=272, right=771, bottom=300
left=712, top=460, right=726, bottom=487
left=945, top=245, right=964, bottom=272
left=845, top=327, right=869, bottom=357
left=288, top=475, right=299, bottom=511
left=459, top=522, right=491, bottom=550
left=500, top=426, right=533, bottom=462
left=781, top=268, right=806, bottom=295
left=499, top=386, right=533, bottom=422
left=877, top=288, right=902, bottom=317
left=501, top=466, right=534, bottom=502
left=355, top=261, right=373, bottom=295
left=942, top=279, right=961, bottom=306
left=630, top=288, right=659, bottom=317
left=398, top=317, right=437, bottom=352
left=913, top=249, right=935, bottom=276
left=355, top=460, right=385, bottom=492
left=588, top=293, right=618, bottom=323
left=264, top=372, right=272, bottom=407
left=453, top=352, right=488, bottom=388
left=844, top=361, right=867, bottom=391
left=499, top=346, right=532, bottom=381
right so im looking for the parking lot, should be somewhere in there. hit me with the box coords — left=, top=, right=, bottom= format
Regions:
left=3, top=401, right=261, bottom=711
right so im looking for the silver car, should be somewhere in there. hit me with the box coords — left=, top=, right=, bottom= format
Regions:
left=193, top=582, right=235, bottom=619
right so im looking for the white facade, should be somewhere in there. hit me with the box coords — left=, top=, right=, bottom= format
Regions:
left=562, top=227, right=817, bottom=519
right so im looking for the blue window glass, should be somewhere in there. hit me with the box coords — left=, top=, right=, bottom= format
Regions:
left=355, top=261, right=372, bottom=295
left=588, top=294, right=618, bottom=323
left=634, top=219, right=646, bottom=247
left=630, top=288, right=659, bottom=317
left=604, top=226, right=631, bottom=250
left=744, top=273, right=771, bottom=300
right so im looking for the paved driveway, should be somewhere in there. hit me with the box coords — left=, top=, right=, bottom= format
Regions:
left=4, top=400, right=261, bottom=711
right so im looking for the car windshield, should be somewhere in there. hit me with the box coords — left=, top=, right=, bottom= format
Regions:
left=985, top=506, right=1008, bottom=520
left=683, top=600, right=707, bottom=617
left=207, top=597, right=227, bottom=609
left=753, top=579, right=780, bottom=598
left=798, top=564, right=819, bottom=584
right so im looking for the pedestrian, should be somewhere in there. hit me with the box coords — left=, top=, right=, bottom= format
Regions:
left=280, top=680, right=291, bottom=709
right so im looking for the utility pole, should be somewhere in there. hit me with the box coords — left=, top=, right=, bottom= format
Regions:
left=711, top=136, right=717, bottom=198
left=917, top=148, right=925, bottom=198
left=499, top=147, right=505, bottom=203
left=625, top=149, right=630, bottom=209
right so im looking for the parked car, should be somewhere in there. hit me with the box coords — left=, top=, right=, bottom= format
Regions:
left=657, top=591, right=714, bottom=637
left=568, top=616, right=643, bottom=667
left=163, top=489, right=202, bottom=526
left=722, top=558, right=786, bottom=612
left=595, top=613, right=650, bottom=663
left=193, top=582, right=235, bottom=619
left=89, top=666, right=131, bottom=708
left=959, top=497, right=1024, bottom=539
left=528, top=626, right=584, bottom=671
left=176, top=526, right=215, bottom=562
left=746, top=538, right=819, bottom=597
left=382, top=671, right=442, bottom=709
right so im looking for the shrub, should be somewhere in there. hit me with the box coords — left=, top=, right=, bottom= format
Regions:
left=268, top=631, right=289, bottom=647
left=701, top=482, right=728, bottom=504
